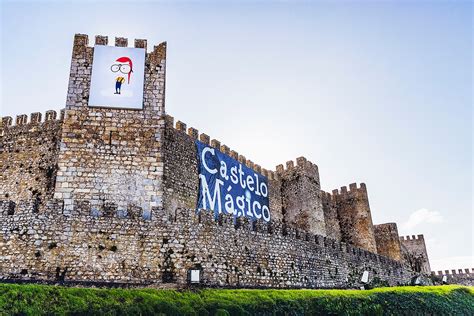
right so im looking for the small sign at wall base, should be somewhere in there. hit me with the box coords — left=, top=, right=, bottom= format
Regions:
left=361, top=271, right=369, bottom=283
left=190, top=270, right=200, bottom=283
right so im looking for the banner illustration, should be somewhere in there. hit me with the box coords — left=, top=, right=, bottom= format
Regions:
left=88, top=45, right=145, bottom=109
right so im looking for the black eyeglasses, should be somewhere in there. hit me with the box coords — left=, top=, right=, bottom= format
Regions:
left=111, top=64, right=132, bottom=74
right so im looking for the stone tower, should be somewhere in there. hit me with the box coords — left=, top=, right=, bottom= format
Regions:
left=400, top=234, right=431, bottom=274
left=53, top=34, right=167, bottom=216
left=321, top=191, right=342, bottom=241
left=374, top=223, right=403, bottom=261
left=332, top=183, right=377, bottom=253
left=277, top=157, right=326, bottom=236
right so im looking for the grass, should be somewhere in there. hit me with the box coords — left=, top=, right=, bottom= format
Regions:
left=0, top=284, right=472, bottom=315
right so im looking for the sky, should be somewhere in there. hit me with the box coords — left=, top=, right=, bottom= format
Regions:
left=1, top=0, right=472, bottom=272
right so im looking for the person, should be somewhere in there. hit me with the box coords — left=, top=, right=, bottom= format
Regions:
left=115, top=76, right=125, bottom=94
left=110, top=56, right=133, bottom=94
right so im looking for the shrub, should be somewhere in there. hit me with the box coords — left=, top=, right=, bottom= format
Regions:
left=0, top=284, right=472, bottom=315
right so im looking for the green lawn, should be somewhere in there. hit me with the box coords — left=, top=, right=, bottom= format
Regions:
left=0, top=283, right=472, bottom=315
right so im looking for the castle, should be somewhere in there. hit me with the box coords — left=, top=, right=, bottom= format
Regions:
left=0, top=34, right=468, bottom=288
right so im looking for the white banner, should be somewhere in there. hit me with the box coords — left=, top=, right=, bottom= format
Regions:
left=88, top=45, right=145, bottom=109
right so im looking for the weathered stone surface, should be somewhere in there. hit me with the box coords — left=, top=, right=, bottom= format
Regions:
left=321, top=191, right=342, bottom=241
left=400, top=235, right=431, bottom=274
left=0, top=113, right=62, bottom=207
left=278, top=159, right=326, bottom=236
left=431, top=269, right=474, bottom=286
left=0, top=201, right=413, bottom=288
left=374, top=223, right=402, bottom=261
left=54, top=34, right=166, bottom=214
left=162, top=118, right=198, bottom=212
left=0, top=33, right=435, bottom=288
left=331, top=184, right=378, bottom=253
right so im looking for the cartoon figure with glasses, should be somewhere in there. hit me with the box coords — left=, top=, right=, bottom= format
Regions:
left=110, top=57, right=133, bottom=94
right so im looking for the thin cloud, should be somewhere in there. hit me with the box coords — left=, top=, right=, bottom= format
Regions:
left=402, top=208, right=443, bottom=230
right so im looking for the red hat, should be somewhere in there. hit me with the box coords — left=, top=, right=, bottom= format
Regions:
left=116, top=56, right=133, bottom=83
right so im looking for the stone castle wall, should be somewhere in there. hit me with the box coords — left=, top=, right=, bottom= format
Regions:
left=0, top=111, right=63, bottom=207
left=0, top=200, right=413, bottom=288
left=162, top=116, right=199, bottom=212
left=400, top=235, right=431, bottom=274
left=0, top=33, right=434, bottom=288
left=0, top=113, right=419, bottom=288
left=327, top=184, right=378, bottom=253
left=321, top=191, right=342, bottom=241
left=374, top=223, right=402, bottom=261
left=431, top=269, right=474, bottom=287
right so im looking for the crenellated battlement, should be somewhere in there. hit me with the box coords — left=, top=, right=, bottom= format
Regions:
left=1, top=109, right=63, bottom=206
left=66, top=33, right=166, bottom=114
left=0, top=197, right=408, bottom=271
left=331, top=183, right=367, bottom=197
left=399, top=233, right=431, bottom=274
left=72, top=33, right=165, bottom=54
left=70, top=33, right=166, bottom=71
left=399, top=234, right=425, bottom=241
left=431, top=268, right=474, bottom=276
left=1, top=109, right=64, bottom=130
left=430, top=268, right=474, bottom=286
left=321, top=191, right=336, bottom=202
left=321, top=191, right=335, bottom=203
left=275, top=156, right=319, bottom=179
left=164, top=114, right=271, bottom=178
left=320, top=183, right=368, bottom=202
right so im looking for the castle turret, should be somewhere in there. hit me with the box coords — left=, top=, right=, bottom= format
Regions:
left=332, top=183, right=377, bottom=253
left=321, top=191, right=342, bottom=241
left=277, top=157, right=326, bottom=236
left=400, top=234, right=431, bottom=274
left=374, top=223, right=402, bottom=261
